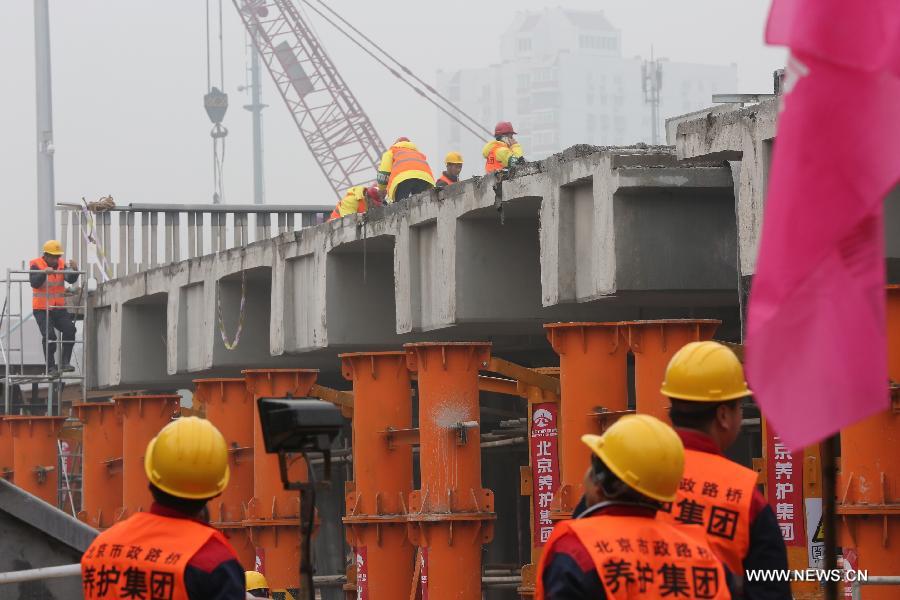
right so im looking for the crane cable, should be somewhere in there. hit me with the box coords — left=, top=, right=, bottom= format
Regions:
left=205, top=0, right=228, bottom=204
left=298, top=0, right=493, bottom=141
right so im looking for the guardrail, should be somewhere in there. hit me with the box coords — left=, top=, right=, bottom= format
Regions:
left=851, top=575, right=900, bottom=600
left=56, top=202, right=333, bottom=281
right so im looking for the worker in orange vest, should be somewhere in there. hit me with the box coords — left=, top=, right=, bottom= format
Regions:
left=483, top=121, right=525, bottom=173
left=435, top=151, right=463, bottom=190
left=537, top=415, right=732, bottom=599
left=658, top=341, right=790, bottom=599
left=81, top=417, right=245, bottom=600
left=29, top=240, right=80, bottom=374
left=328, top=185, right=382, bottom=221
left=377, top=137, right=435, bottom=202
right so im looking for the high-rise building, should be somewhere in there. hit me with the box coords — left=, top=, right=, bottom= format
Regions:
left=437, top=8, right=737, bottom=162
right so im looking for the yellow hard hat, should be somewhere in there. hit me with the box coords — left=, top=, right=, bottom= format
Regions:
left=445, top=151, right=463, bottom=164
left=245, top=571, right=269, bottom=592
left=144, top=417, right=230, bottom=499
left=42, top=240, right=63, bottom=255
left=581, top=414, right=684, bottom=502
left=661, top=341, right=752, bottom=402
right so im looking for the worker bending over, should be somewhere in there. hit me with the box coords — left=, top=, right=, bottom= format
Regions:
left=30, top=239, right=79, bottom=374
left=377, top=137, right=435, bottom=202
left=537, top=415, right=731, bottom=599
left=435, top=151, right=463, bottom=190
left=81, top=417, right=245, bottom=599
left=328, top=185, right=382, bottom=221
left=658, top=341, right=790, bottom=599
left=245, top=571, right=270, bottom=598
left=483, top=121, right=525, bottom=173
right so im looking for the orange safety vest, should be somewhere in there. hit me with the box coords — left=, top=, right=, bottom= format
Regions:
left=30, top=255, right=66, bottom=310
left=386, top=146, right=434, bottom=194
left=536, top=514, right=730, bottom=600
left=484, top=142, right=505, bottom=173
left=81, top=511, right=237, bottom=600
left=329, top=188, right=368, bottom=221
left=436, top=173, right=456, bottom=188
left=657, top=449, right=756, bottom=573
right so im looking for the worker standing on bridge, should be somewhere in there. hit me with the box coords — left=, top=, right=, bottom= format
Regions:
left=483, top=121, right=525, bottom=173
left=658, top=341, right=790, bottom=600
left=536, top=415, right=731, bottom=599
left=435, top=151, right=464, bottom=190
left=29, top=240, right=79, bottom=375
left=328, top=185, right=382, bottom=221
left=377, top=137, right=435, bottom=202
left=81, top=417, right=245, bottom=599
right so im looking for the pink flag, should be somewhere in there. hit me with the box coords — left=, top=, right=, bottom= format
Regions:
left=746, top=0, right=900, bottom=450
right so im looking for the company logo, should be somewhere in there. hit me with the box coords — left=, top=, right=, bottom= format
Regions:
left=533, top=408, right=553, bottom=429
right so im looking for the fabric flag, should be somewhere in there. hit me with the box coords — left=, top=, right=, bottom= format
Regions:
left=746, top=0, right=900, bottom=450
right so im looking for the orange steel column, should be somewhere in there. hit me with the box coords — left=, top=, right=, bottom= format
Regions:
left=194, top=378, right=256, bottom=570
left=405, top=342, right=495, bottom=600
left=242, top=369, right=319, bottom=592
left=544, top=323, right=628, bottom=516
left=115, top=394, right=181, bottom=517
left=73, top=402, right=123, bottom=529
left=624, top=319, right=720, bottom=422
left=7, top=415, right=67, bottom=505
left=0, top=418, right=13, bottom=482
left=341, top=352, right=414, bottom=600
left=839, top=285, right=900, bottom=597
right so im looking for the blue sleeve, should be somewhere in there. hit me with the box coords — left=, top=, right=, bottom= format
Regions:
left=30, top=264, right=47, bottom=289
left=541, top=553, right=606, bottom=600
left=184, top=558, right=245, bottom=600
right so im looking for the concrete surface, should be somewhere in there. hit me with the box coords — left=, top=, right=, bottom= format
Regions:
left=85, top=144, right=742, bottom=388
left=0, top=479, right=96, bottom=599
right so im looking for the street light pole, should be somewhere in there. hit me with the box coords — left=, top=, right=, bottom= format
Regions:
left=34, top=0, right=56, bottom=248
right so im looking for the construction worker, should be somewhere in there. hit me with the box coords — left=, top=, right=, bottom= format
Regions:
left=537, top=415, right=731, bottom=599
left=377, top=137, right=435, bottom=202
left=29, top=240, right=79, bottom=374
left=245, top=571, right=270, bottom=598
left=328, top=185, right=382, bottom=221
left=483, top=121, right=525, bottom=173
left=659, top=341, right=790, bottom=599
left=435, top=151, right=463, bottom=190
left=81, top=417, right=245, bottom=599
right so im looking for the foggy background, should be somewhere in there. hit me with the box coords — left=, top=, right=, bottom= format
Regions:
left=0, top=0, right=785, bottom=273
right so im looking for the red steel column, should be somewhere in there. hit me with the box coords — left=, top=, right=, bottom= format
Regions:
left=0, top=418, right=13, bottom=483
left=544, top=323, right=628, bottom=516
left=115, top=394, right=181, bottom=517
left=194, top=378, right=256, bottom=570
left=341, top=351, right=414, bottom=600
left=405, top=342, right=495, bottom=600
left=242, top=368, right=318, bottom=592
left=73, top=402, right=123, bottom=529
left=624, top=319, right=720, bottom=422
left=7, top=415, right=67, bottom=505
left=840, top=286, right=900, bottom=597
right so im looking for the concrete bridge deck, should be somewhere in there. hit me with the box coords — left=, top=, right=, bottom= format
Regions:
left=88, top=99, right=899, bottom=390
left=88, top=144, right=741, bottom=389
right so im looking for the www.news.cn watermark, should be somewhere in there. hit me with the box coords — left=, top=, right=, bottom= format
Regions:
left=746, top=569, right=869, bottom=583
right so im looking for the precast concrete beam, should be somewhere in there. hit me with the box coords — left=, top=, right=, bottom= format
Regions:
left=91, top=145, right=744, bottom=388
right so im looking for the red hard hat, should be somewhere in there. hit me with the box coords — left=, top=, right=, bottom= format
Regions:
left=394, top=136, right=410, bottom=143
left=366, top=185, right=383, bottom=206
left=494, top=121, right=516, bottom=136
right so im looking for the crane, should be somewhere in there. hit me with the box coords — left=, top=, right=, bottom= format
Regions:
left=232, top=0, right=385, bottom=199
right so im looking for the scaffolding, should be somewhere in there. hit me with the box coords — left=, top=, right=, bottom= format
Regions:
left=1, top=268, right=88, bottom=417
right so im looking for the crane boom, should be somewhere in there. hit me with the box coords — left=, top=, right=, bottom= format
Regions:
left=233, top=0, right=385, bottom=199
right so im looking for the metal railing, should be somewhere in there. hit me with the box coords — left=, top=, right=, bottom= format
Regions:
left=851, top=575, right=900, bottom=599
left=56, top=202, right=333, bottom=281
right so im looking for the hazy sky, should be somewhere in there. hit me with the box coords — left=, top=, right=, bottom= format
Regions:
left=0, top=1, right=784, bottom=273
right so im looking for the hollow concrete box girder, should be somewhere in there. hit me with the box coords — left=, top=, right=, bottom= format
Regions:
left=88, top=145, right=740, bottom=389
